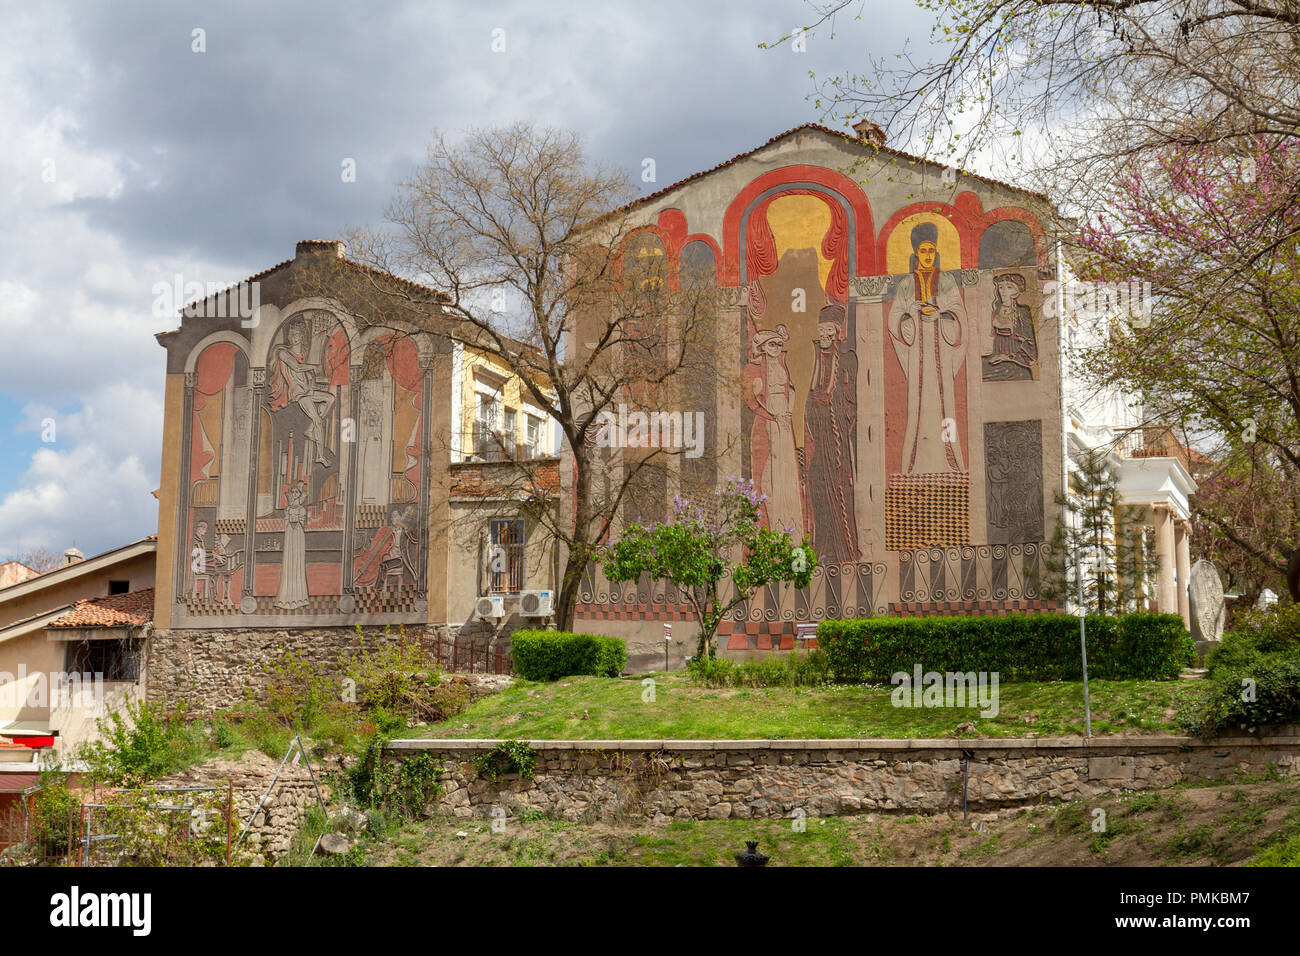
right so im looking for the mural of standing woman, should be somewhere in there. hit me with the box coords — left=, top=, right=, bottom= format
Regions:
left=745, top=323, right=804, bottom=538
left=275, top=481, right=309, bottom=610
left=887, top=222, right=968, bottom=474
left=981, top=272, right=1038, bottom=382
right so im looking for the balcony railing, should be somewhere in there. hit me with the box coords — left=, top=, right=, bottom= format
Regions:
left=1114, top=426, right=1190, bottom=474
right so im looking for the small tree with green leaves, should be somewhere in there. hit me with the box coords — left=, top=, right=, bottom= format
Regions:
left=601, top=478, right=818, bottom=659
left=1043, top=448, right=1149, bottom=615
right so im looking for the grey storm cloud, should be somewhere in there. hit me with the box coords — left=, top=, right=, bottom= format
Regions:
left=0, top=0, right=932, bottom=558
left=40, top=0, right=929, bottom=269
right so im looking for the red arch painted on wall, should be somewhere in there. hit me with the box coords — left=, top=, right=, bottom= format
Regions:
left=615, top=209, right=723, bottom=291
left=874, top=192, right=1046, bottom=271
left=720, top=165, right=876, bottom=285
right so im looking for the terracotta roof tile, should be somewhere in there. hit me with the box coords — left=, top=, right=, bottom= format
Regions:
left=48, top=588, right=154, bottom=629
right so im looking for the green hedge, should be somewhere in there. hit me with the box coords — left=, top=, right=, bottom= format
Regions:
left=510, top=630, right=627, bottom=681
left=816, top=613, right=1193, bottom=683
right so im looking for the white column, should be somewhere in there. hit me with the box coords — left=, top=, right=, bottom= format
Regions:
left=1153, top=504, right=1177, bottom=615
left=1175, top=519, right=1191, bottom=629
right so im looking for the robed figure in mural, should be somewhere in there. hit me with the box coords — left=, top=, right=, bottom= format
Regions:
left=745, top=323, right=804, bottom=537
left=275, top=481, right=310, bottom=610
left=269, top=322, right=337, bottom=467
left=981, top=272, right=1038, bottom=382
left=803, top=303, right=859, bottom=563
left=888, top=222, right=968, bottom=474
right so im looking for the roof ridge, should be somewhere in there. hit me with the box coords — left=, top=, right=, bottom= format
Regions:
left=596, top=122, right=1051, bottom=223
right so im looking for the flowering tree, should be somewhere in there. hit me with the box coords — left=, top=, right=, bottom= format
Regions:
left=1076, top=135, right=1300, bottom=590
left=1190, top=444, right=1300, bottom=610
left=601, top=479, right=818, bottom=659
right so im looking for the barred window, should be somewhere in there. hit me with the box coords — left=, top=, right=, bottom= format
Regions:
left=489, top=519, right=524, bottom=594
left=66, top=638, right=142, bottom=682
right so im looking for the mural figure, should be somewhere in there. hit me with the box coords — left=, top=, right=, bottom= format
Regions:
left=354, top=507, right=419, bottom=591
left=984, top=420, right=1045, bottom=544
left=803, top=303, right=859, bottom=563
left=887, top=222, right=967, bottom=474
left=745, top=322, right=804, bottom=537
left=275, top=481, right=310, bottom=610
left=982, top=272, right=1038, bottom=382
left=269, top=322, right=337, bottom=467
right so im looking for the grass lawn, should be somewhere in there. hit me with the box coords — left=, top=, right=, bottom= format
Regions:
left=410, top=672, right=1202, bottom=740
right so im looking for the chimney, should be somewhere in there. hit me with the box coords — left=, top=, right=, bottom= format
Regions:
left=295, top=239, right=347, bottom=260
left=63, top=547, right=84, bottom=565
left=851, top=119, right=886, bottom=147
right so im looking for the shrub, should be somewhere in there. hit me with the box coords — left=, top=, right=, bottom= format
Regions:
left=510, top=630, right=626, bottom=681
left=27, top=774, right=81, bottom=857
left=1177, top=647, right=1300, bottom=737
left=1207, top=603, right=1300, bottom=678
left=344, top=627, right=441, bottom=715
left=816, top=613, right=1191, bottom=683
left=77, top=697, right=206, bottom=784
left=348, top=734, right=444, bottom=817
left=472, top=739, right=536, bottom=782
left=264, top=650, right=339, bottom=730
left=687, top=650, right=830, bottom=688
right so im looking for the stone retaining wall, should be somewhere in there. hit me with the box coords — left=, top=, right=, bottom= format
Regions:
left=154, top=749, right=332, bottom=865
left=145, top=622, right=503, bottom=709
left=389, top=732, right=1300, bottom=824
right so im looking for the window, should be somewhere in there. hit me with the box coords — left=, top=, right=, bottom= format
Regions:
left=503, top=407, right=518, bottom=459
left=66, top=638, right=142, bottom=682
left=488, top=519, right=524, bottom=594
left=475, top=393, right=502, bottom=460
left=525, top=415, right=543, bottom=458
left=108, top=580, right=129, bottom=595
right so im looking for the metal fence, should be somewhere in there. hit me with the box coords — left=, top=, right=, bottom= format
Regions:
left=0, top=790, right=76, bottom=866
left=0, top=784, right=237, bottom=867
left=425, top=632, right=512, bottom=675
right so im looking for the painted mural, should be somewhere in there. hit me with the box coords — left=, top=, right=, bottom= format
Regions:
left=177, top=310, right=430, bottom=624
left=576, top=145, right=1061, bottom=648
left=741, top=190, right=859, bottom=565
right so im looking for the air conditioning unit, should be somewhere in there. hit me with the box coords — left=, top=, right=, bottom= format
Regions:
left=519, top=589, right=554, bottom=617
left=476, top=595, right=505, bottom=619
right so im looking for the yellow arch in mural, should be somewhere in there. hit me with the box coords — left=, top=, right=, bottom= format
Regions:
left=885, top=213, right=961, bottom=274
left=765, top=194, right=834, bottom=293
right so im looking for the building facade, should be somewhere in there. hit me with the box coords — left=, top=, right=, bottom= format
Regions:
left=149, top=241, right=558, bottom=705
left=565, top=124, right=1193, bottom=661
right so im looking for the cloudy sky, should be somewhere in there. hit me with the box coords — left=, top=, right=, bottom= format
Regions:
left=0, top=0, right=948, bottom=561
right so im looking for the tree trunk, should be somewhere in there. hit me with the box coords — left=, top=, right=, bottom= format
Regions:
left=554, top=453, right=594, bottom=633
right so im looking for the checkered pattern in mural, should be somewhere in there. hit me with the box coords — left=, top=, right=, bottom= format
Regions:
left=351, top=586, right=424, bottom=614
left=891, top=599, right=1059, bottom=616
left=885, top=472, right=970, bottom=551
left=574, top=565, right=695, bottom=620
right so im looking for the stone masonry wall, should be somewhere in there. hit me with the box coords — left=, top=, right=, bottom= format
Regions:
left=145, top=623, right=502, bottom=710
left=153, top=749, right=331, bottom=865
left=389, top=732, right=1300, bottom=824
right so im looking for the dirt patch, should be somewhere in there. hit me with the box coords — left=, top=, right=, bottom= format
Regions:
left=363, top=776, right=1300, bottom=867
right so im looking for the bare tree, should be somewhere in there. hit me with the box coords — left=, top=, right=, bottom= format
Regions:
left=308, top=124, right=721, bottom=630
left=782, top=1, right=1300, bottom=215
left=9, top=546, right=62, bottom=573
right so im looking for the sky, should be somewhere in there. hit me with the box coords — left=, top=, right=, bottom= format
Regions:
left=0, top=0, right=949, bottom=561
